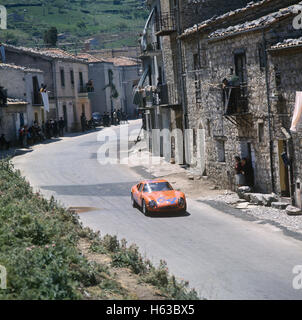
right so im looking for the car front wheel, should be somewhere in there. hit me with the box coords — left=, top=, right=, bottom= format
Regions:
left=142, top=200, right=149, bottom=216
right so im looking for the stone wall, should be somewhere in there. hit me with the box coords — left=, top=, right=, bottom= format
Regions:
left=182, top=9, right=302, bottom=194
left=269, top=48, right=302, bottom=204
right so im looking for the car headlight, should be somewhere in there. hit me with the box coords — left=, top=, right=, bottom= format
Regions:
left=149, top=200, right=157, bottom=208
left=178, top=198, right=185, bottom=206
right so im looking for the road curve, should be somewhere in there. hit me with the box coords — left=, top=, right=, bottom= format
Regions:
left=12, top=121, right=302, bottom=300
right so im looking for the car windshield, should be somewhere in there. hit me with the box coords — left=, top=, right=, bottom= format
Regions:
left=145, top=182, right=173, bottom=192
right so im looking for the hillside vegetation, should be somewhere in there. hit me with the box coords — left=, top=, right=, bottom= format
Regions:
left=0, top=0, right=148, bottom=49
left=0, top=161, right=199, bottom=300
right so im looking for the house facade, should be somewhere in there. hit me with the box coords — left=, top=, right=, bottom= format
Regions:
left=80, top=54, right=140, bottom=118
left=179, top=0, right=302, bottom=206
left=135, top=0, right=251, bottom=162
left=3, top=46, right=92, bottom=132
left=0, top=63, right=44, bottom=142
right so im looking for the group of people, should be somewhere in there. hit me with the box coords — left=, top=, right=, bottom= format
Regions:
left=18, top=118, right=66, bottom=148
left=234, top=156, right=254, bottom=188
left=100, top=110, right=130, bottom=127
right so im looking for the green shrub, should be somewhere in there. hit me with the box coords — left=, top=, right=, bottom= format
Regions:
left=0, top=161, right=100, bottom=300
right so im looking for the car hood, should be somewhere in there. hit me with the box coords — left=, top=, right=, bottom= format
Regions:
left=145, top=190, right=184, bottom=202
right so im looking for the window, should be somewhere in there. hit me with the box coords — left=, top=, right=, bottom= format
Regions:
left=207, top=119, right=211, bottom=137
left=258, top=122, right=264, bottom=143
left=32, top=76, right=41, bottom=105
left=234, top=51, right=247, bottom=85
left=275, top=69, right=282, bottom=90
left=194, top=53, right=201, bottom=103
left=193, top=53, right=200, bottom=71
left=195, top=79, right=201, bottom=103
left=138, top=184, right=144, bottom=192
left=79, top=71, right=84, bottom=89
left=60, top=68, right=65, bottom=87
left=70, top=69, right=74, bottom=87
left=216, top=140, right=226, bottom=163
left=258, top=43, right=266, bottom=70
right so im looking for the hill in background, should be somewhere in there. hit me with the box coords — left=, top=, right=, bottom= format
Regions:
left=0, top=0, right=148, bottom=51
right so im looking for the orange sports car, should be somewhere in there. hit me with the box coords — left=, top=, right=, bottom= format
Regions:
left=131, top=179, right=187, bottom=215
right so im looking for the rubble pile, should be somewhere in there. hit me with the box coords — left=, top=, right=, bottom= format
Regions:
left=237, top=186, right=302, bottom=215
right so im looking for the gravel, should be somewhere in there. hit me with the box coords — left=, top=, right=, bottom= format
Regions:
left=199, top=191, right=302, bottom=235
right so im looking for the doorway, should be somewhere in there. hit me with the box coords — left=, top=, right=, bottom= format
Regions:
left=63, top=105, right=68, bottom=129
left=240, top=141, right=255, bottom=188
left=278, top=140, right=290, bottom=197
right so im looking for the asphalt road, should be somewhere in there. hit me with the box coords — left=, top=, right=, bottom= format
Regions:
left=13, top=120, right=302, bottom=300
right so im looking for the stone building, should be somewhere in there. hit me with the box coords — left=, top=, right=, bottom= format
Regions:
left=179, top=0, right=302, bottom=206
left=3, top=45, right=92, bottom=132
left=134, top=0, right=253, bottom=162
left=0, top=63, right=45, bottom=142
left=79, top=53, right=140, bottom=118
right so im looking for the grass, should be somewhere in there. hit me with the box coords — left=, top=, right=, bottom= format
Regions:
left=0, top=0, right=148, bottom=48
left=0, top=160, right=200, bottom=300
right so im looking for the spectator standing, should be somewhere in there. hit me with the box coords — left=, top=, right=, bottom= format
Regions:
left=81, top=113, right=86, bottom=132
left=234, top=156, right=245, bottom=187
left=58, top=117, right=65, bottom=137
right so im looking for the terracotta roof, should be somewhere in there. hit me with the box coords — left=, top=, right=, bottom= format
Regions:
left=181, top=0, right=271, bottom=38
left=208, top=4, right=299, bottom=40
left=4, top=44, right=87, bottom=63
left=76, top=53, right=105, bottom=63
left=0, top=63, right=43, bottom=73
left=102, top=56, right=139, bottom=66
left=270, top=36, right=302, bottom=50
left=180, top=0, right=302, bottom=39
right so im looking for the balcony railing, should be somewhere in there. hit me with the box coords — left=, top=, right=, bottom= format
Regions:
left=32, top=92, right=43, bottom=106
left=157, top=83, right=180, bottom=106
left=156, top=11, right=176, bottom=36
left=133, top=83, right=180, bottom=110
left=79, top=85, right=94, bottom=94
left=140, top=39, right=161, bottom=57
left=223, top=84, right=248, bottom=116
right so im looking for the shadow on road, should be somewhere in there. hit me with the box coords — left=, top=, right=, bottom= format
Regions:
left=143, top=211, right=191, bottom=219
left=41, top=181, right=138, bottom=197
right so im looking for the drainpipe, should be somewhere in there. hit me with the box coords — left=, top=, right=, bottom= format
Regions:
left=176, top=0, right=189, bottom=164
left=263, top=30, right=275, bottom=194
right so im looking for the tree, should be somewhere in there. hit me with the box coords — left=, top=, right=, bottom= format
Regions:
left=104, top=69, right=119, bottom=99
left=43, top=27, right=58, bottom=47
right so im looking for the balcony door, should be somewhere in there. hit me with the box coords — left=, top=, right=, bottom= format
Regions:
left=234, top=51, right=247, bottom=98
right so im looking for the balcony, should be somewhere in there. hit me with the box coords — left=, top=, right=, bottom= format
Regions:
left=223, top=83, right=251, bottom=126
left=223, top=84, right=248, bottom=115
left=156, top=11, right=177, bottom=36
left=32, top=92, right=43, bottom=106
left=78, top=84, right=94, bottom=98
left=133, top=83, right=180, bottom=111
left=139, top=40, right=161, bottom=59
left=157, top=83, right=180, bottom=107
